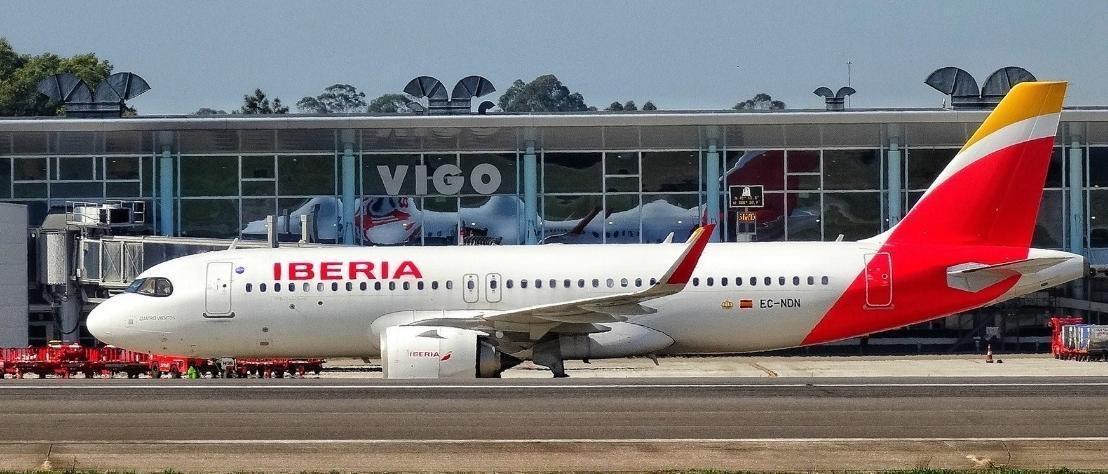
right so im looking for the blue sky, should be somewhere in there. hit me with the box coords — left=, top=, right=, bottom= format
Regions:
left=3, top=0, right=1106, bottom=114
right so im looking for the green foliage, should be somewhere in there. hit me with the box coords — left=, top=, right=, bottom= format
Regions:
left=733, top=92, right=785, bottom=110
left=497, top=74, right=590, bottom=112
left=0, top=37, right=114, bottom=116
left=296, top=83, right=367, bottom=113
left=606, top=99, right=656, bottom=111
left=238, top=88, right=288, bottom=114
left=367, top=93, right=418, bottom=113
left=192, top=107, right=227, bottom=115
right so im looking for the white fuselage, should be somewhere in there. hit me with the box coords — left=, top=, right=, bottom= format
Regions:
left=86, top=241, right=1084, bottom=359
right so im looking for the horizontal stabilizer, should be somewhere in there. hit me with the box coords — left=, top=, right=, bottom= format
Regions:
left=947, top=257, right=1070, bottom=292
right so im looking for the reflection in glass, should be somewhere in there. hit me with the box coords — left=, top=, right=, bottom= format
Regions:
left=1033, top=190, right=1064, bottom=248
left=640, top=194, right=700, bottom=243
left=461, top=195, right=521, bottom=244
left=362, top=154, right=420, bottom=195
left=1046, top=148, right=1064, bottom=188
left=240, top=199, right=276, bottom=239
left=822, top=192, right=880, bottom=241
left=0, top=158, right=9, bottom=198
left=605, top=151, right=639, bottom=175
left=906, top=149, right=957, bottom=190
left=353, top=196, right=418, bottom=245
left=604, top=194, right=641, bottom=243
left=242, top=181, right=275, bottom=196
left=543, top=194, right=603, bottom=243
left=421, top=196, right=459, bottom=245
left=181, top=156, right=237, bottom=196
left=786, top=192, right=820, bottom=241
left=786, top=150, right=819, bottom=173
left=105, top=182, right=140, bottom=198
left=724, top=150, right=784, bottom=191
left=461, top=153, right=516, bottom=194
left=543, top=153, right=602, bottom=193
left=1091, top=190, right=1108, bottom=247
left=181, top=199, right=239, bottom=238
left=241, top=156, right=275, bottom=179
left=50, top=182, right=102, bottom=198
left=824, top=150, right=880, bottom=190
left=56, top=157, right=94, bottom=180
left=1088, top=147, right=1108, bottom=188
left=727, top=192, right=784, bottom=242
left=278, top=155, right=335, bottom=195
left=642, top=151, right=698, bottom=192
left=105, top=157, right=140, bottom=180
left=14, top=158, right=47, bottom=181
left=605, top=176, right=639, bottom=193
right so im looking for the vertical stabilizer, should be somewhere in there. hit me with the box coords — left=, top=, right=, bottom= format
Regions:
left=876, top=81, right=1066, bottom=247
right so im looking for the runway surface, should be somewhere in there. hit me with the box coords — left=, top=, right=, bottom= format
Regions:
left=2, top=377, right=1106, bottom=471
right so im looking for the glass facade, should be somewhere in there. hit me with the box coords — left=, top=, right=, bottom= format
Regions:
left=1, top=113, right=1107, bottom=261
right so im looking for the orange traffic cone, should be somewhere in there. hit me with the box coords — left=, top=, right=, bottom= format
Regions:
left=985, top=344, right=995, bottom=363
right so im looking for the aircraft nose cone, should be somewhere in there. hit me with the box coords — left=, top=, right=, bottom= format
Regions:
left=86, top=301, right=115, bottom=343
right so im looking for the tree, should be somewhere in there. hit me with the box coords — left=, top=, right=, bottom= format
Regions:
left=367, top=93, right=419, bottom=113
left=238, top=89, right=288, bottom=114
left=296, top=83, right=367, bottom=113
left=605, top=101, right=624, bottom=111
left=733, top=93, right=785, bottom=110
left=193, top=107, right=228, bottom=115
left=0, top=37, right=114, bottom=116
left=497, top=74, right=590, bottom=112
left=642, top=101, right=657, bottom=111
left=622, top=100, right=637, bottom=111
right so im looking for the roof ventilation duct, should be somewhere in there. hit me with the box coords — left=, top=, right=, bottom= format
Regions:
left=37, top=72, right=150, bottom=118
left=925, top=66, right=1035, bottom=109
left=404, top=75, right=496, bottom=115
left=813, top=86, right=856, bottom=111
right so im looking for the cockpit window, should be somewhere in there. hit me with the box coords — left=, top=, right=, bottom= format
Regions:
left=125, top=277, right=173, bottom=297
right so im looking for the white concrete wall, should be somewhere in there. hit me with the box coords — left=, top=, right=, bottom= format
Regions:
left=0, top=204, right=28, bottom=347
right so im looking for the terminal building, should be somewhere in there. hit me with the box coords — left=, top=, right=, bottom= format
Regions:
left=1, top=71, right=1107, bottom=352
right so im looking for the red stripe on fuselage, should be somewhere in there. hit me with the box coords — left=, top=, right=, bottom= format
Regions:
left=802, top=137, right=1052, bottom=345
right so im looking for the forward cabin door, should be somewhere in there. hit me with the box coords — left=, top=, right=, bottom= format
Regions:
left=485, top=273, right=502, bottom=303
left=205, top=262, right=234, bottom=317
left=462, top=273, right=479, bottom=304
left=864, top=253, right=893, bottom=308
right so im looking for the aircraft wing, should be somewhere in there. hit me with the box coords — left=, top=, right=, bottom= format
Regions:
left=405, top=224, right=714, bottom=338
left=468, top=224, right=712, bottom=333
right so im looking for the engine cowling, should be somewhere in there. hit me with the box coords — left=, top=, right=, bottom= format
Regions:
left=380, top=326, right=503, bottom=379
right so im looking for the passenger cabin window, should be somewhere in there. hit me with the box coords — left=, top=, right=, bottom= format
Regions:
left=635, top=278, right=643, bottom=287
left=807, top=276, right=815, bottom=285
left=361, top=282, right=368, bottom=291
left=520, top=280, right=527, bottom=289
left=577, top=279, right=585, bottom=288
left=821, top=276, right=830, bottom=285
left=721, top=277, right=728, bottom=286
left=621, top=278, right=628, bottom=287
left=506, top=280, right=513, bottom=289
left=331, top=282, right=339, bottom=291
left=245, top=283, right=253, bottom=293
left=707, top=277, right=714, bottom=287
left=389, top=282, right=396, bottom=291
left=375, top=282, right=382, bottom=291
left=793, top=276, right=800, bottom=286
left=418, top=281, right=425, bottom=290
left=592, top=279, right=599, bottom=288
left=432, top=281, right=439, bottom=290
left=402, top=282, right=409, bottom=290
left=692, top=277, right=699, bottom=287
left=563, top=279, right=570, bottom=288
left=490, top=280, right=498, bottom=290
left=259, top=283, right=267, bottom=292
left=446, top=281, right=454, bottom=290
left=288, top=283, right=295, bottom=292
left=607, top=278, right=614, bottom=288
left=535, top=279, right=543, bottom=288
left=750, top=277, right=757, bottom=286
left=302, top=282, right=310, bottom=292
left=467, top=280, right=476, bottom=290
left=764, top=277, right=771, bottom=286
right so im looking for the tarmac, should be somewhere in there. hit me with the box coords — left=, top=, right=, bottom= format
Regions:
left=1, top=354, right=1107, bottom=472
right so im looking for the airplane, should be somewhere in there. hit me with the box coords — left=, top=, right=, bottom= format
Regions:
left=87, top=81, right=1086, bottom=378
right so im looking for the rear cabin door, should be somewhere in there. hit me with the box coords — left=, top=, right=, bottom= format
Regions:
left=486, top=273, right=502, bottom=303
left=864, top=253, right=893, bottom=308
left=205, top=262, right=234, bottom=317
left=462, top=273, right=479, bottom=304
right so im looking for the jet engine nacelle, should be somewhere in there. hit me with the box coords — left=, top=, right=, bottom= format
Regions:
left=380, top=326, right=501, bottom=379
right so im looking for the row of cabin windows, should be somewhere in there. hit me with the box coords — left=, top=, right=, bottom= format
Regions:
left=246, top=280, right=454, bottom=293
left=243, top=275, right=832, bottom=294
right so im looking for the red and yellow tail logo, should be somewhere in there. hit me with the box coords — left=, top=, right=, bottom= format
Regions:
left=882, top=81, right=1066, bottom=248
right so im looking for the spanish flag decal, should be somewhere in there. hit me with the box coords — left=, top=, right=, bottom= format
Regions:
left=739, top=299, right=753, bottom=309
